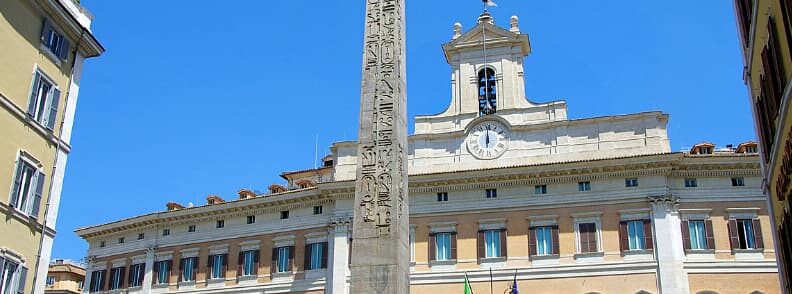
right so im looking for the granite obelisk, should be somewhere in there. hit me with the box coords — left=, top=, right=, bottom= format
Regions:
left=350, top=0, right=409, bottom=293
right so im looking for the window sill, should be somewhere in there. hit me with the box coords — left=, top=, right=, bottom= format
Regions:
left=574, top=252, right=604, bottom=263
left=479, top=257, right=506, bottom=268
left=733, top=249, right=765, bottom=260
left=206, top=278, right=225, bottom=287
left=271, top=272, right=294, bottom=283
left=685, top=249, right=715, bottom=261
left=622, top=249, right=653, bottom=261
left=429, top=259, right=456, bottom=271
left=177, top=281, right=196, bottom=289
left=529, top=254, right=560, bottom=266
left=304, top=269, right=327, bottom=280
left=621, top=249, right=652, bottom=256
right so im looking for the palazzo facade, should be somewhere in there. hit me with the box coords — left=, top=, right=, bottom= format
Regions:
left=76, top=13, right=780, bottom=294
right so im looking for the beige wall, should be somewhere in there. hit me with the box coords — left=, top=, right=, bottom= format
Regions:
left=688, top=273, right=781, bottom=294
left=412, top=274, right=659, bottom=294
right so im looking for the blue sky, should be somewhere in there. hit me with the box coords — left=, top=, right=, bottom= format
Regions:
left=54, top=0, right=752, bottom=261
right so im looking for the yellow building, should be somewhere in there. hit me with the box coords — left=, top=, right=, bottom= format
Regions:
left=45, top=259, right=85, bottom=294
left=0, top=0, right=103, bottom=293
left=73, top=12, right=781, bottom=294
left=734, top=0, right=792, bottom=291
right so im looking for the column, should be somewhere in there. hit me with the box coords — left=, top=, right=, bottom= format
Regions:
left=81, top=259, right=93, bottom=294
left=326, top=218, right=351, bottom=294
left=141, top=248, right=155, bottom=293
left=649, top=195, right=690, bottom=294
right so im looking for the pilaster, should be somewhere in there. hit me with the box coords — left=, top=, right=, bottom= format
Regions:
left=649, top=194, right=690, bottom=294
left=327, top=218, right=351, bottom=294
left=141, top=248, right=155, bottom=293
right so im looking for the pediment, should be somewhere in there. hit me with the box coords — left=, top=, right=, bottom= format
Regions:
left=442, top=22, right=530, bottom=62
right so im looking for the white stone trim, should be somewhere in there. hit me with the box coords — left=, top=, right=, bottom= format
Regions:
left=155, top=251, right=173, bottom=261
left=410, top=226, right=416, bottom=263
left=726, top=208, right=760, bottom=219
left=478, top=218, right=506, bottom=230
left=429, top=221, right=457, bottom=233
left=180, top=248, right=199, bottom=258
left=679, top=209, right=712, bottom=220
left=305, top=232, right=328, bottom=243
left=131, top=254, right=146, bottom=264
left=209, top=244, right=229, bottom=255
left=273, top=235, right=296, bottom=247
left=619, top=208, right=650, bottom=221
left=527, top=215, right=558, bottom=227
left=111, top=258, right=126, bottom=268
left=240, top=240, right=261, bottom=252
left=572, top=217, right=602, bottom=254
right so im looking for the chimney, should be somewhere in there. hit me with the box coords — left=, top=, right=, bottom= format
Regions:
left=55, top=259, right=64, bottom=265
left=166, top=202, right=184, bottom=211
left=206, top=195, right=225, bottom=205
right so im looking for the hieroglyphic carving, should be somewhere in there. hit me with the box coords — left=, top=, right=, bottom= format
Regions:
left=355, top=0, right=406, bottom=237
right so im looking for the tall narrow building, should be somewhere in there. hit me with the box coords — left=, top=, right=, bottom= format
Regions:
left=734, top=0, right=792, bottom=291
left=0, top=0, right=104, bottom=293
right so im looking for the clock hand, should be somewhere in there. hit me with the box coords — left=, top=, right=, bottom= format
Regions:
left=485, top=131, right=490, bottom=147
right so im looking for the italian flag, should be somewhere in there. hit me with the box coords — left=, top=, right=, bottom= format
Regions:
left=464, top=272, right=474, bottom=294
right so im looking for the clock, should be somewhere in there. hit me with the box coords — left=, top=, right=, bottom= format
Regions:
left=466, top=120, right=509, bottom=159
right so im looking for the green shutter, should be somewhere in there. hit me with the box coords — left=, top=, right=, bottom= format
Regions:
left=31, top=172, right=45, bottom=218
left=45, top=88, right=60, bottom=130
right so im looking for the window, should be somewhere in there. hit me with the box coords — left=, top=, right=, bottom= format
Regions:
left=241, top=250, right=259, bottom=276
left=109, top=267, right=124, bottom=290
left=128, top=263, right=144, bottom=288
left=688, top=220, right=707, bottom=249
left=435, top=233, right=452, bottom=261
left=305, top=242, right=327, bottom=270
left=216, top=220, right=224, bottom=228
left=485, top=189, right=497, bottom=199
left=699, top=147, right=712, bottom=154
left=625, top=220, right=647, bottom=250
left=745, top=146, right=757, bottom=153
left=685, top=178, right=698, bottom=188
left=8, top=155, right=44, bottom=218
left=77, top=280, right=83, bottom=290
left=208, top=254, right=226, bottom=279
left=731, top=177, right=745, bottom=187
left=484, top=230, right=502, bottom=258
left=180, top=257, right=197, bottom=282
left=154, top=260, right=170, bottom=284
left=577, top=222, right=599, bottom=253
left=27, top=71, right=60, bottom=129
left=478, top=68, right=497, bottom=115
left=437, top=192, right=448, bottom=202
left=533, top=226, right=555, bottom=256
left=162, top=229, right=170, bottom=236
left=41, top=20, right=70, bottom=60
left=313, top=206, right=323, bottom=215
left=118, top=237, right=124, bottom=244
left=188, top=225, right=196, bottom=232
left=625, top=178, right=638, bottom=187
left=534, top=185, right=547, bottom=195
left=99, top=241, right=105, bottom=248
left=0, top=258, right=26, bottom=294
left=280, top=211, right=289, bottom=219
left=274, top=247, right=292, bottom=273
left=246, top=215, right=256, bottom=224
left=137, top=233, right=144, bottom=240
left=730, top=219, right=764, bottom=250
left=46, top=276, right=55, bottom=286
left=578, top=181, right=591, bottom=191
left=88, top=270, right=105, bottom=293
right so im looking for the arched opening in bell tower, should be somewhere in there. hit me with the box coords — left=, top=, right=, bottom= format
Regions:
left=478, top=68, right=497, bottom=116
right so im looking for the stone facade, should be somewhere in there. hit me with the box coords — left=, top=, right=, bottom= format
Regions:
left=75, top=12, right=778, bottom=294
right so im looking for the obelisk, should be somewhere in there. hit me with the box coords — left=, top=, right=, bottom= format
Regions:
left=350, top=0, right=409, bottom=292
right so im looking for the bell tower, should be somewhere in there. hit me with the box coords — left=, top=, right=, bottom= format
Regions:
left=442, top=12, right=532, bottom=116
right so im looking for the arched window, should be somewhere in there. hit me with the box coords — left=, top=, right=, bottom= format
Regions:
left=635, top=291, right=653, bottom=294
left=749, top=291, right=766, bottom=294
left=478, top=68, right=497, bottom=115
left=695, top=291, right=719, bottom=294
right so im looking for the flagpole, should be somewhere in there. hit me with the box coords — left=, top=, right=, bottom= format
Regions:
left=489, top=268, right=493, bottom=294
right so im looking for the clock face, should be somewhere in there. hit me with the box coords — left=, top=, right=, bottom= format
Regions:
left=466, top=120, right=509, bottom=159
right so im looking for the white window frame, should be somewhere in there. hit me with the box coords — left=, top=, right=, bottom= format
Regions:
left=27, top=68, right=60, bottom=129
left=409, top=225, right=416, bottom=264
left=684, top=178, right=698, bottom=188
left=0, top=250, right=27, bottom=294
left=572, top=213, right=603, bottom=256
left=578, top=181, right=591, bottom=192
left=534, top=185, right=547, bottom=195
left=8, top=152, right=44, bottom=218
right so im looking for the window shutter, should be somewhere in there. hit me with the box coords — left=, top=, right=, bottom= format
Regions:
left=31, top=172, right=44, bottom=218
left=476, top=231, right=485, bottom=261
left=178, top=258, right=184, bottom=282
left=127, top=266, right=134, bottom=288
left=578, top=224, right=587, bottom=253
left=101, top=270, right=108, bottom=291
left=223, top=254, right=228, bottom=276
left=119, top=267, right=127, bottom=289
left=27, top=73, right=41, bottom=116
left=46, top=88, right=60, bottom=130
left=450, top=233, right=458, bottom=260
left=16, top=266, right=27, bottom=294
left=58, top=38, right=70, bottom=60
left=40, top=19, right=52, bottom=44
left=167, top=261, right=172, bottom=283
left=643, top=220, right=653, bottom=250
left=238, top=252, right=244, bottom=277
left=728, top=219, right=740, bottom=250
left=192, top=258, right=198, bottom=278
left=321, top=242, right=328, bottom=269
left=271, top=248, right=277, bottom=274
left=528, top=227, right=537, bottom=256
left=9, top=161, right=23, bottom=207
left=152, top=262, right=159, bottom=285
left=428, top=233, right=436, bottom=261
left=287, top=246, right=294, bottom=271
left=704, top=219, right=715, bottom=250
left=551, top=225, right=560, bottom=255
left=208, top=255, right=214, bottom=275
left=753, top=219, right=765, bottom=249
left=589, top=225, right=599, bottom=253
left=304, top=244, right=311, bottom=270
left=618, top=221, right=629, bottom=252
left=500, top=229, right=507, bottom=258
left=681, top=220, right=691, bottom=250
left=253, top=250, right=259, bottom=275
